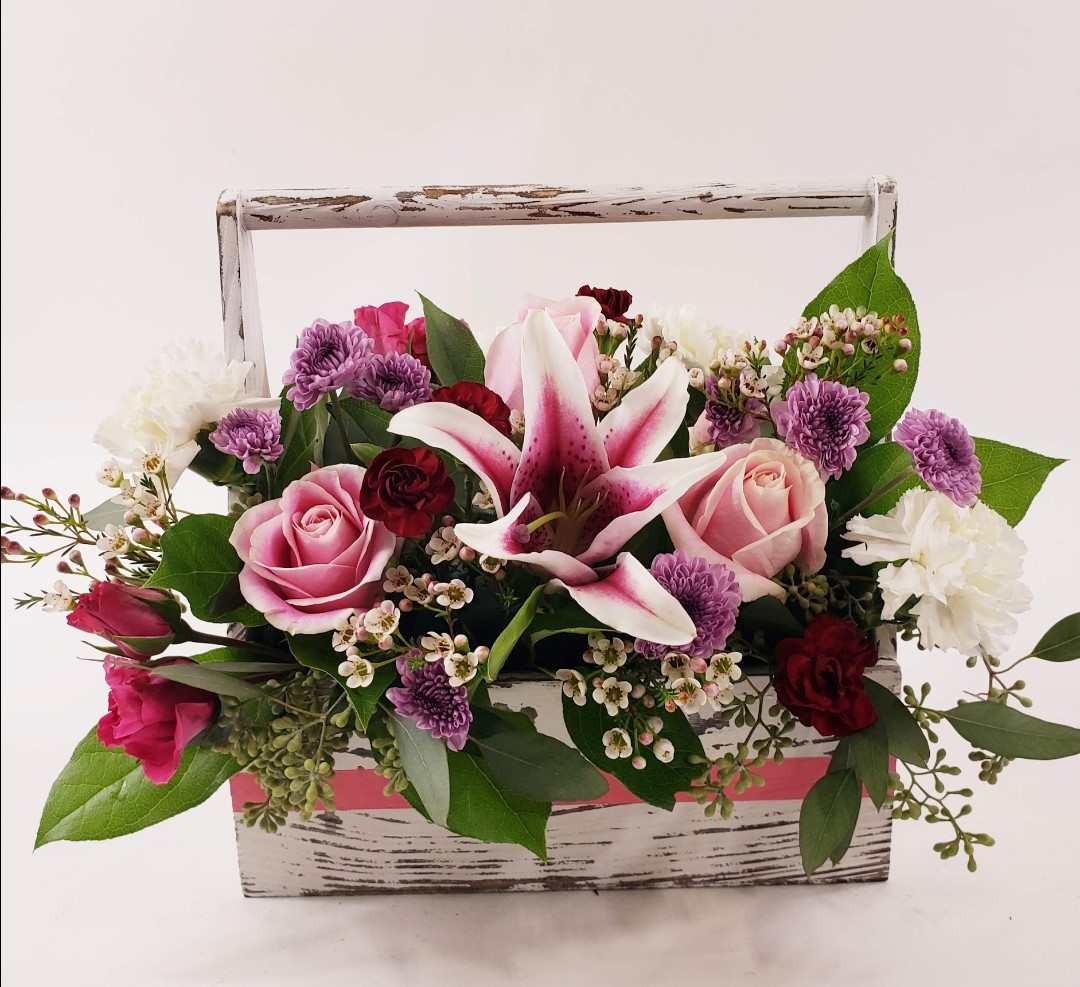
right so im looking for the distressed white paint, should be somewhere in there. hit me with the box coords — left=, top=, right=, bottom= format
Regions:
left=234, top=659, right=899, bottom=896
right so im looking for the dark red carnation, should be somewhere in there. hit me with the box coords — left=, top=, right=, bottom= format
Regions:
left=773, top=614, right=879, bottom=737
left=67, top=581, right=178, bottom=659
left=430, top=381, right=513, bottom=438
left=359, top=447, right=456, bottom=538
left=577, top=285, right=633, bottom=323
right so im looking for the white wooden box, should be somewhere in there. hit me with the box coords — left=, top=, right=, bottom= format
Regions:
left=218, top=178, right=900, bottom=895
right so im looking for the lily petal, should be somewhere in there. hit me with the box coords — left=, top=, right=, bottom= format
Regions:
left=387, top=402, right=520, bottom=515
left=510, top=310, right=610, bottom=509
left=600, top=356, right=690, bottom=467
left=552, top=553, right=695, bottom=645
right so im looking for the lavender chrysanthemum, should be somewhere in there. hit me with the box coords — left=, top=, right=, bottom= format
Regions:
left=635, top=550, right=741, bottom=659
left=349, top=352, right=432, bottom=411
left=283, top=319, right=374, bottom=411
left=386, top=657, right=472, bottom=750
left=208, top=407, right=284, bottom=474
left=894, top=408, right=981, bottom=507
left=772, top=375, right=870, bottom=480
left=704, top=376, right=762, bottom=447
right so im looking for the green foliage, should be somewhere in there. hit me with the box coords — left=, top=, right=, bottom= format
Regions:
left=80, top=498, right=130, bottom=532
left=420, top=293, right=486, bottom=386
left=471, top=730, right=608, bottom=802
left=150, top=660, right=272, bottom=701
left=736, top=596, right=805, bottom=641
left=1030, top=613, right=1080, bottom=662
left=336, top=397, right=393, bottom=446
left=829, top=441, right=915, bottom=518
left=849, top=719, right=890, bottom=809
left=36, top=729, right=239, bottom=847
left=144, top=514, right=263, bottom=626
left=940, top=702, right=1080, bottom=760
left=863, top=677, right=930, bottom=767
left=562, top=692, right=704, bottom=811
left=799, top=766, right=861, bottom=875
left=973, top=439, right=1065, bottom=525
left=485, top=584, right=546, bottom=681
left=390, top=712, right=451, bottom=827
left=288, top=633, right=394, bottom=730
left=802, top=234, right=920, bottom=443
left=276, top=392, right=330, bottom=487
left=527, top=602, right=610, bottom=644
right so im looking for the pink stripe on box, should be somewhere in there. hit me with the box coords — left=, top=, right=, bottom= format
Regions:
left=229, top=754, right=881, bottom=812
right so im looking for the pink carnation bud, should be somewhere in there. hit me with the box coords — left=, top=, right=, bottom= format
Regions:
left=893, top=359, right=909, bottom=373
left=638, top=731, right=654, bottom=745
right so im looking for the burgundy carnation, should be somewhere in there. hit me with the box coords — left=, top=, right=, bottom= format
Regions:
left=358, top=447, right=456, bottom=538
left=430, top=381, right=513, bottom=437
left=773, top=614, right=879, bottom=737
left=577, top=285, right=633, bottom=323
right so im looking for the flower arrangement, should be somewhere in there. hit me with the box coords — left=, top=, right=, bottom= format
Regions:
left=6, top=235, right=1078, bottom=878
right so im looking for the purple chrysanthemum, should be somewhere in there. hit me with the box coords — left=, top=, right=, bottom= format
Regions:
left=635, top=550, right=741, bottom=659
left=704, top=377, right=762, bottom=447
left=894, top=408, right=981, bottom=507
left=208, top=407, right=284, bottom=474
left=386, top=657, right=472, bottom=750
left=772, top=375, right=870, bottom=480
left=349, top=352, right=432, bottom=411
left=283, top=319, right=374, bottom=411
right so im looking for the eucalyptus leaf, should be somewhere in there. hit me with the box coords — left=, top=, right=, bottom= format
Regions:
left=799, top=767, right=861, bottom=875
left=36, top=729, right=239, bottom=847
left=485, top=584, right=545, bottom=681
left=472, top=730, right=609, bottom=802
left=81, top=498, right=129, bottom=532
left=1030, top=613, right=1080, bottom=663
left=864, top=677, right=930, bottom=767
left=940, top=702, right=1080, bottom=760
left=420, top=293, right=486, bottom=386
left=288, top=632, right=395, bottom=730
left=849, top=719, right=890, bottom=809
left=391, top=712, right=451, bottom=827
left=973, top=439, right=1065, bottom=525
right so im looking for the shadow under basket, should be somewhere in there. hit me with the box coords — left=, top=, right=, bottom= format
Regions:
left=229, top=658, right=899, bottom=896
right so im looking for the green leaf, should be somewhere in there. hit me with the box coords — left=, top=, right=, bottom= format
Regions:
left=336, top=397, right=393, bottom=447
left=527, top=601, right=611, bottom=644
left=144, top=514, right=264, bottom=626
left=849, top=719, right=890, bottom=809
left=485, top=584, right=545, bottom=681
left=148, top=662, right=270, bottom=701
left=195, top=661, right=299, bottom=675
left=445, top=751, right=549, bottom=860
left=472, top=731, right=608, bottom=802
left=824, top=742, right=857, bottom=863
left=940, top=702, right=1080, bottom=760
left=276, top=392, right=330, bottom=488
left=1030, top=613, right=1080, bottom=663
left=81, top=498, right=129, bottom=532
left=799, top=767, right=861, bottom=875
left=112, top=633, right=175, bottom=656
left=349, top=442, right=382, bottom=465
left=391, top=712, right=451, bottom=827
left=288, top=633, right=395, bottom=730
left=562, top=691, right=704, bottom=810
left=828, top=441, right=917, bottom=518
left=973, top=439, right=1065, bottom=525
left=470, top=681, right=537, bottom=735
left=36, top=729, right=239, bottom=847
left=420, top=293, right=486, bottom=386
left=736, top=596, right=805, bottom=640
left=802, top=234, right=920, bottom=442
left=864, top=677, right=930, bottom=767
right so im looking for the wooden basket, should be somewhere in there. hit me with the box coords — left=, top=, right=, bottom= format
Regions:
left=217, top=179, right=900, bottom=896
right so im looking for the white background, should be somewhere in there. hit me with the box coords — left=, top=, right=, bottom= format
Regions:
left=2, top=2, right=1078, bottom=985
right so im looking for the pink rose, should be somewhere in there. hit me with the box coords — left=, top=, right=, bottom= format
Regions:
left=662, top=437, right=828, bottom=601
left=354, top=301, right=430, bottom=370
left=97, top=659, right=217, bottom=784
left=484, top=294, right=603, bottom=410
left=230, top=464, right=395, bottom=634
left=67, top=581, right=177, bottom=658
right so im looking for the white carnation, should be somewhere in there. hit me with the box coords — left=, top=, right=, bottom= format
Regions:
left=94, top=341, right=273, bottom=481
left=842, top=488, right=1031, bottom=657
left=640, top=304, right=749, bottom=371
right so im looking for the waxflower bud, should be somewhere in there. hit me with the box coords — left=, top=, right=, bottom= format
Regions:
left=893, top=358, right=908, bottom=373
left=41, top=487, right=57, bottom=501
left=68, top=493, right=81, bottom=508
left=898, top=337, right=913, bottom=352
left=631, top=756, right=647, bottom=770
left=0, top=486, right=14, bottom=500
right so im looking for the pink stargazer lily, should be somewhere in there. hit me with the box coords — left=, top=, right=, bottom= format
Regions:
left=388, top=310, right=731, bottom=645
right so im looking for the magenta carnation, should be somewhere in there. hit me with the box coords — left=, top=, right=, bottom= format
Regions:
left=349, top=352, right=432, bottom=411
left=209, top=407, right=284, bottom=474
left=635, top=550, right=741, bottom=659
left=386, top=657, right=472, bottom=750
left=772, top=375, right=871, bottom=480
left=894, top=408, right=982, bottom=507
left=283, top=319, right=374, bottom=411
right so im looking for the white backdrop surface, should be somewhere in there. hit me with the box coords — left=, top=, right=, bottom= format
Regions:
left=1, top=2, right=1078, bottom=985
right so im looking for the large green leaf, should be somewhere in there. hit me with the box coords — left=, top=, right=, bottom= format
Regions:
left=1030, top=613, right=1080, bottom=663
left=562, top=691, right=704, bottom=811
left=864, top=677, right=930, bottom=767
left=472, top=730, right=608, bottom=802
left=36, top=729, right=239, bottom=847
left=445, top=751, right=549, bottom=860
left=485, top=584, right=545, bottom=681
left=972, top=439, right=1065, bottom=525
left=802, top=234, right=919, bottom=443
left=940, top=702, right=1080, bottom=759
left=391, top=712, right=451, bottom=827
left=149, top=662, right=271, bottom=701
left=276, top=392, right=329, bottom=487
left=799, top=766, right=862, bottom=875
left=420, top=293, right=486, bottom=386
left=527, top=602, right=611, bottom=644
left=849, top=719, right=890, bottom=809
left=288, top=633, right=395, bottom=730
left=336, top=397, right=393, bottom=446
left=144, top=514, right=263, bottom=626
left=736, top=596, right=806, bottom=641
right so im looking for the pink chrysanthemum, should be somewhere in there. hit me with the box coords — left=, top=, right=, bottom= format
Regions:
left=349, top=352, right=432, bottom=411
left=283, top=319, right=374, bottom=411
left=773, top=375, right=870, bottom=480
left=386, top=657, right=472, bottom=750
left=894, top=408, right=981, bottom=507
left=208, top=407, right=284, bottom=474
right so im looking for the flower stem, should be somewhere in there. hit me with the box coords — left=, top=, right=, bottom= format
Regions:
left=187, top=629, right=291, bottom=661
left=832, top=467, right=916, bottom=529
left=326, top=390, right=357, bottom=465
